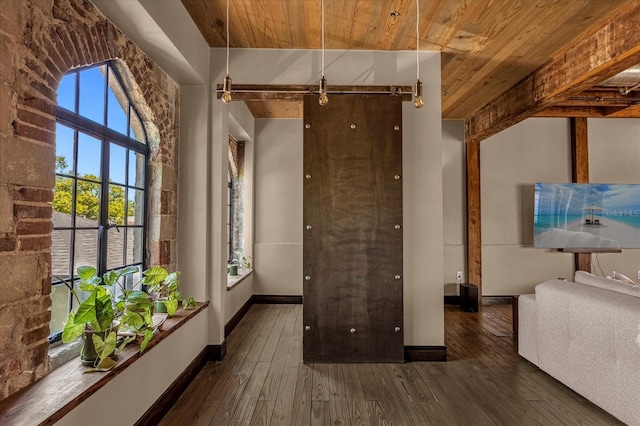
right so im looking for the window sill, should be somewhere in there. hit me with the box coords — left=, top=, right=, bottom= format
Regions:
left=48, top=339, right=83, bottom=370
left=0, top=302, right=209, bottom=425
left=227, top=268, right=254, bottom=290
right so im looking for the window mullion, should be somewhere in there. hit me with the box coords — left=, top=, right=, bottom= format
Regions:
left=98, top=140, right=110, bottom=276
left=142, top=157, right=149, bottom=271
left=67, top=128, right=79, bottom=313
left=74, top=69, right=79, bottom=114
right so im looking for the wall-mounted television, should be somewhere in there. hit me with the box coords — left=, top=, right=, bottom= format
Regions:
left=534, top=183, right=640, bottom=249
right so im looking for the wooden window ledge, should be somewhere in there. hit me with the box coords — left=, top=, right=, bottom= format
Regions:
left=227, top=268, right=254, bottom=290
left=0, top=302, right=209, bottom=425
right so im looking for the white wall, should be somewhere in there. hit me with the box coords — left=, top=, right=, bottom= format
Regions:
left=226, top=48, right=444, bottom=345
left=254, top=119, right=303, bottom=296
left=442, top=120, right=466, bottom=296
left=178, top=86, right=210, bottom=303
left=588, top=118, right=640, bottom=280
left=225, top=277, right=253, bottom=323
left=58, top=308, right=209, bottom=426
left=481, top=118, right=575, bottom=295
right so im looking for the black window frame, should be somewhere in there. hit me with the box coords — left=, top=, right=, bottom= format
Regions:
left=227, top=167, right=233, bottom=263
left=50, top=62, right=149, bottom=343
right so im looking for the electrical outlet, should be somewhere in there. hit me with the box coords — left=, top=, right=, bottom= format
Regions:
left=456, top=271, right=463, bottom=282
left=637, top=270, right=640, bottom=281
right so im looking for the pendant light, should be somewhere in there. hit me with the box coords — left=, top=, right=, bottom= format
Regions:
left=318, top=0, right=328, bottom=106
left=222, top=0, right=232, bottom=104
left=414, top=0, right=424, bottom=109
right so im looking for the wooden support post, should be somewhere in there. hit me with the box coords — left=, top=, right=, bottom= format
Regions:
left=466, top=139, right=482, bottom=308
left=570, top=117, right=591, bottom=272
left=571, top=117, right=589, bottom=183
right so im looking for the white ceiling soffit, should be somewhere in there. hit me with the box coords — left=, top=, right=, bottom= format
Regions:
left=92, top=0, right=209, bottom=85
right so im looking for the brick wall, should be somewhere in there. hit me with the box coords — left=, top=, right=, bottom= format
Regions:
left=0, top=0, right=180, bottom=399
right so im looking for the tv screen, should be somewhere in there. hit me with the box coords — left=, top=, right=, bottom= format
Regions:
left=533, top=183, right=640, bottom=249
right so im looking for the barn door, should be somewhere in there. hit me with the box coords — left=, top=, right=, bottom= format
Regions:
left=303, top=94, right=403, bottom=363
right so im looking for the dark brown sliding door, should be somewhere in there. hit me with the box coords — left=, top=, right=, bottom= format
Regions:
left=303, top=94, right=403, bottom=363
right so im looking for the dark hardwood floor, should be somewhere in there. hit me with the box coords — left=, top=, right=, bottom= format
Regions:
left=159, top=304, right=622, bottom=425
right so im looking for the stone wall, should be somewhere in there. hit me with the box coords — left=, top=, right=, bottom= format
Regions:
left=0, top=0, right=179, bottom=399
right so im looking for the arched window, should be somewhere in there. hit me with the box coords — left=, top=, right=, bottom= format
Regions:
left=50, top=62, right=148, bottom=341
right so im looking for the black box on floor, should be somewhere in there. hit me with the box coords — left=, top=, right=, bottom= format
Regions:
left=460, top=283, right=478, bottom=312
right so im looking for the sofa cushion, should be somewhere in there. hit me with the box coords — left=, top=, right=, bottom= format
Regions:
left=574, top=270, right=640, bottom=298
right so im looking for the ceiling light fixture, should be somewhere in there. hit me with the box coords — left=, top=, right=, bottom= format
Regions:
left=414, top=0, right=424, bottom=109
left=318, top=0, right=328, bottom=106
left=222, top=0, right=232, bottom=104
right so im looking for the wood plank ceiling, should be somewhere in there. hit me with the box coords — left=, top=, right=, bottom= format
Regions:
left=182, top=0, right=640, bottom=136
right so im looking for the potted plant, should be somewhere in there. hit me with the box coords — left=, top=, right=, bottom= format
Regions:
left=227, top=258, right=239, bottom=276
left=142, top=266, right=181, bottom=316
left=237, top=251, right=252, bottom=270
left=60, top=265, right=155, bottom=370
left=228, top=252, right=252, bottom=275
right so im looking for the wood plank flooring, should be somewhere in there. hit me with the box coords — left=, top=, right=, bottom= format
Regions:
left=159, top=304, right=623, bottom=425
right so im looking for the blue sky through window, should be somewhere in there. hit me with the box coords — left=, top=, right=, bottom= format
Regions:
left=57, top=74, right=75, bottom=111
left=56, top=65, right=146, bottom=200
left=79, top=67, right=106, bottom=124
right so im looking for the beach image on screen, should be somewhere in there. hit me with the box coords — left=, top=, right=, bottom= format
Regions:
left=534, top=183, right=640, bottom=249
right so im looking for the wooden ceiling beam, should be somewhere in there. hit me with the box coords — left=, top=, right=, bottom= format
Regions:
left=244, top=101, right=302, bottom=119
left=602, top=104, right=640, bottom=118
left=533, top=107, right=605, bottom=117
left=602, top=106, right=637, bottom=116
left=558, top=98, right=640, bottom=107
left=465, top=1, right=640, bottom=144
left=534, top=104, right=640, bottom=118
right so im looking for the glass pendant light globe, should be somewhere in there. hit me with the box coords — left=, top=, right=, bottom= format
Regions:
left=318, top=76, right=328, bottom=106
left=222, top=75, right=232, bottom=104
left=414, top=79, right=424, bottom=109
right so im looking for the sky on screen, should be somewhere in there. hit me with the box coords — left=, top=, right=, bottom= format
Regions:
left=535, top=183, right=640, bottom=214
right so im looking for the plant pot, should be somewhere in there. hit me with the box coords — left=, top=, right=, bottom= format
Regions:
left=228, top=264, right=238, bottom=276
left=80, top=330, right=108, bottom=366
left=154, top=299, right=168, bottom=313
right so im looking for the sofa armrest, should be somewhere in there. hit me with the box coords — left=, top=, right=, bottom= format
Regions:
left=517, top=294, right=538, bottom=366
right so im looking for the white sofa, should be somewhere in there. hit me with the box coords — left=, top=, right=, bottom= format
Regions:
left=519, top=271, right=640, bottom=425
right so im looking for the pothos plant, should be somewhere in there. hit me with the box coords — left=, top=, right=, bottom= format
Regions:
left=230, top=251, right=252, bottom=269
left=61, top=265, right=155, bottom=371
left=142, top=266, right=197, bottom=315
left=142, top=266, right=181, bottom=316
